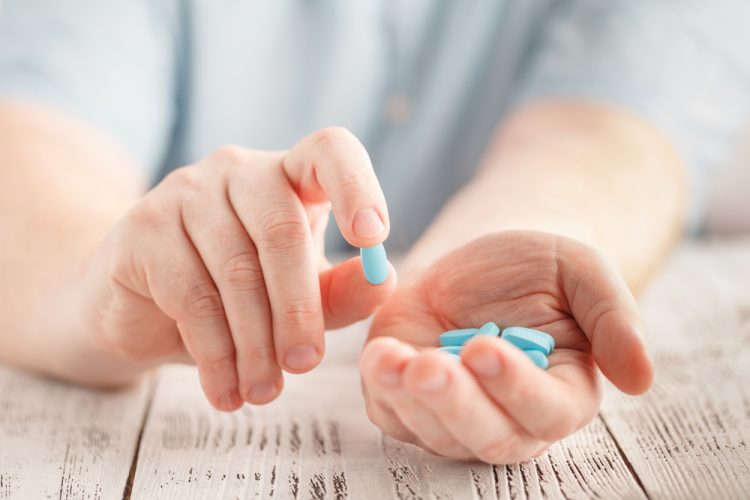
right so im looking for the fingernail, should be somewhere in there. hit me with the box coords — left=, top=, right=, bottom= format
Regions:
left=246, top=381, right=278, bottom=403
left=353, top=208, right=385, bottom=238
left=416, top=367, right=447, bottom=393
left=284, top=345, right=320, bottom=371
left=467, top=351, right=502, bottom=378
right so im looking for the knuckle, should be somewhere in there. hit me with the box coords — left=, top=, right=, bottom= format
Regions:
left=537, top=414, right=580, bottom=442
left=255, top=207, right=309, bottom=252
left=221, top=251, right=265, bottom=292
left=476, top=435, right=521, bottom=465
left=164, top=166, right=203, bottom=191
left=126, top=198, right=169, bottom=233
left=211, top=144, right=249, bottom=166
left=238, top=344, right=277, bottom=365
left=310, top=126, right=357, bottom=150
left=183, top=283, right=225, bottom=319
left=335, top=170, right=366, bottom=190
left=198, top=351, right=236, bottom=375
left=280, top=299, right=321, bottom=329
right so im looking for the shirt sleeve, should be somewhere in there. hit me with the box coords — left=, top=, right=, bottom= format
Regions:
left=513, top=0, right=750, bottom=231
left=0, top=0, right=179, bottom=177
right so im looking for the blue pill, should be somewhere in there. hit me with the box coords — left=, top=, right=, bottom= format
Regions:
left=523, top=350, right=549, bottom=370
left=477, top=321, right=500, bottom=337
left=501, top=327, right=554, bottom=355
left=438, top=345, right=462, bottom=355
left=439, top=328, right=479, bottom=347
left=360, top=243, right=389, bottom=285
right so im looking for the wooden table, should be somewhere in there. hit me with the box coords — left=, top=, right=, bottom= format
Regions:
left=2, top=239, right=750, bottom=499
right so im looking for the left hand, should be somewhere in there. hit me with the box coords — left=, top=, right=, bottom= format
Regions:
left=360, top=230, right=653, bottom=463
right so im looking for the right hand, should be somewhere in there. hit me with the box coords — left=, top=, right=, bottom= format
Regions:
left=76, top=127, right=397, bottom=410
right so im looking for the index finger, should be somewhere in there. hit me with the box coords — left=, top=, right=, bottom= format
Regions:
left=282, top=127, right=389, bottom=248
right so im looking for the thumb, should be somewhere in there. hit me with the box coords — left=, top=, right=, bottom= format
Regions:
left=320, top=256, right=397, bottom=330
left=560, top=242, right=654, bottom=395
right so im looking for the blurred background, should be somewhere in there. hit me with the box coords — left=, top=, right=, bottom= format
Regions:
left=0, top=1, right=748, bottom=243
left=706, top=129, right=750, bottom=235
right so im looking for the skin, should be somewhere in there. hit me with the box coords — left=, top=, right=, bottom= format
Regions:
left=361, top=102, right=688, bottom=463
left=0, top=101, right=396, bottom=409
left=0, top=99, right=687, bottom=463
left=362, top=232, right=649, bottom=462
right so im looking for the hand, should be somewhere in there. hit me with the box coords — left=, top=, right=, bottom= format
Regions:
left=360, top=231, right=652, bottom=463
left=75, top=127, right=397, bottom=410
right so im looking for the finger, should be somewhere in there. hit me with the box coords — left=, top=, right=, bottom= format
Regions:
left=559, top=241, right=653, bottom=394
left=401, top=351, right=547, bottom=464
left=361, top=338, right=472, bottom=459
left=365, top=397, right=418, bottom=445
left=283, top=127, right=389, bottom=248
left=181, top=182, right=282, bottom=405
left=462, top=336, right=600, bottom=442
left=305, top=201, right=332, bottom=270
left=360, top=338, right=418, bottom=444
left=228, top=158, right=325, bottom=374
left=126, top=196, right=242, bottom=411
left=320, top=256, right=397, bottom=330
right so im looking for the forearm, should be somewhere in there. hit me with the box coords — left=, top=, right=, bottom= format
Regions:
left=403, top=101, right=689, bottom=292
left=0, top=101, right=144, bottom=384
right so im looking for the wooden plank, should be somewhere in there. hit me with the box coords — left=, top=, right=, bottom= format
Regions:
left=601, top=238, right=750, bottom=499
left=4, top=240, right=749, bottom=499
left=132, top=325, right=645, bottom=499
left=0, top=368, right=151, bottom=499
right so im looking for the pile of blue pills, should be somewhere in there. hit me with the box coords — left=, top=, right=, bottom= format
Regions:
left=438, top=322, right=555, bottom=370
left=358, top=246, right=555, bottom=369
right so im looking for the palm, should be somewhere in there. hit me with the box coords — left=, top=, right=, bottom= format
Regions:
left=361, top=231, right=652, bottom=463
left=370, top=232, right=588, bottom=356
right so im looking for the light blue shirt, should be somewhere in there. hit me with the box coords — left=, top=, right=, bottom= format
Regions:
left=1, top=1, right=749, bottom=250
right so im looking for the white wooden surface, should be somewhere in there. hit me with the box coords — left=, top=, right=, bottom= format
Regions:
left=600, top=240, right=750, bottom=499
left=0, top=369, right=150, bottom=499
left=2, top=239, right=750, bottom=499
left=130, top=342, right=644, bottom=499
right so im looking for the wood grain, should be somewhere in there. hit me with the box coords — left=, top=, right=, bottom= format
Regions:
left=0, top=368, right=151, bottom=499
left=4, top=239, right=750, bottom=499
left=601, top=239, right=750, bottom=499
left=131, top=326, right=645, bottom=499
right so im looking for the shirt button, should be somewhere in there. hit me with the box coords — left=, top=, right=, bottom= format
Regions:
left=384, top=93, right=412, bottom=125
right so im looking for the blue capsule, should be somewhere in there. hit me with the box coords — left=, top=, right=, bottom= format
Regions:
left=436, top=323, right=554, bottom=369
left=360, top=243, right=389, bottom=285
left=439, top=328, right=479, bottom=347
left=477, top=321, right=500, bottom=337
left=523, top=350, right=549, bottom=370
left=501, top=327, right=554, bottom=355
